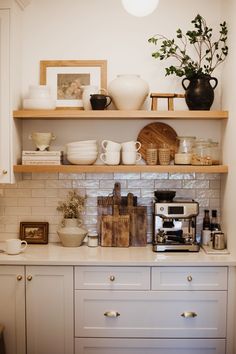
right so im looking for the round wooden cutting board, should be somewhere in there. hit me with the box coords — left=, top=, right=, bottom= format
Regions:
left=137, top=122, right=179, bottom=161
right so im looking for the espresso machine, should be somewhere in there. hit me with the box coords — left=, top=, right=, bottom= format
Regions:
left=153, top=191, right=200, bottom=252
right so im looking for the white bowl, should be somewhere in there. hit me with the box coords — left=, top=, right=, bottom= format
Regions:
left=67, top=155, right=98, bottom=165
left=28, top=85, right=51, bottom=99
left=66, top=140, right=97, bottom=148
left=67, top=147, right=98, bottom=154
left=23, top=98, right=56, bottom=110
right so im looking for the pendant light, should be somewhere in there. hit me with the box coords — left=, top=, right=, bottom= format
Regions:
left=121, top=0, right=159, bottom=17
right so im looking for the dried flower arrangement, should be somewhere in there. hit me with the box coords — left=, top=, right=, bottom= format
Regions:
left=57, top=190, right=86, bottom=224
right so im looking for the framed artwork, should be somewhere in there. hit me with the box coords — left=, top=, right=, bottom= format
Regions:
left=40, top=60, right=107, bottom=109
left=20, top=222, right=49, bottom=244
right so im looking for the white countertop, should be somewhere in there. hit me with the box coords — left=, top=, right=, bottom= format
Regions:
left=0, top=243, right=236, bottom=266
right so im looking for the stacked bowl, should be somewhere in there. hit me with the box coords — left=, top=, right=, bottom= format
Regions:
left=66, top=140, right=98, bottom=165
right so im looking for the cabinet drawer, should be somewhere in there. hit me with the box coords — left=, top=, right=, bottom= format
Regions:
left=75, top=290, right=226, bottom=338
left=75, top=338, right=225, bottom=354
left=74, top=266, right=150, bottom=290
left=152, top=266, right=228, bottom=290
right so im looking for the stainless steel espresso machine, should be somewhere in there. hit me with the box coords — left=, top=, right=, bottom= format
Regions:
left=153, top=190, right=200, bottom=252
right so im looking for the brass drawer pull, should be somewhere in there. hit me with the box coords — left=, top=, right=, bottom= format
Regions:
left=2, top=170, right=7, bottom=175
left=109, top=275, right=115, bottom=282
left=187, top=275, right=193, bottom=282
left=104, top=311, right=120, bottom=318
left=17, top=275, right=22, bottom=281
left=181, top=311, right=197, bottom=318
left=27, top=275, right=33, bottom=281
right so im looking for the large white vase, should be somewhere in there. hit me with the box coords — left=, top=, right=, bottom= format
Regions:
left=108, top=74, right=149, bottom=110
left=57, top=218, right=87, bottom=247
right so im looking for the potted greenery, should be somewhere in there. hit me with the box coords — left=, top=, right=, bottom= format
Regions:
left=148, top=14, right=228, bottom=110
left=57, top=190, right=87, bottom=247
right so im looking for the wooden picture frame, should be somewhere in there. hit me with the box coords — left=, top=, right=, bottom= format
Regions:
left=20, top=222, right=49, bottom=244
left=40, top=60, right=107, bottom=109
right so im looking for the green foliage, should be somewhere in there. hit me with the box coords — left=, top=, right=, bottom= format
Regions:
left=148, top=14, right=228, bottom=78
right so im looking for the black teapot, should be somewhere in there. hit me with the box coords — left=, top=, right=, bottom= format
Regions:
left=90, top=94, right=112, bottom=110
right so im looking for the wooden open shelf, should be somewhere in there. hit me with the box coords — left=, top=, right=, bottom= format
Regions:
left=13, top=109, right=228, bottom=120
left=13, top=164, right=228, bottom=174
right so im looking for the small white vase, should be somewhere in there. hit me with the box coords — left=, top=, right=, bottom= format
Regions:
left=108, top=74, right=149, bottom=110
left=57, top=218, right=87, bottom=247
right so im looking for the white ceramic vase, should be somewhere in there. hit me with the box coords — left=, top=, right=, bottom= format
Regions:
left=108, top=74, right=149, bottom=110
left=57, top=218, right=87, bottom=247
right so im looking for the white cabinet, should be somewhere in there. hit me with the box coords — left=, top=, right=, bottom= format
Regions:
left=25, top=266, right=73, bottom=354
left=74, top=265, right=228, bottom=354
left=0, top=265, right=73, bottom=354
left=0, top=265, right=26, bottom=354
left=0, top=8, right=11, bottom=182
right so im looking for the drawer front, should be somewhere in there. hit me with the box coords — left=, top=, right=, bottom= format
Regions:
left=75, top=290, right=227, bottom=338
left=75, top=266, right=150, bottom=290
left=75, top=338, right=225, bottom=354
left=152, top=267, right=228, bottom=290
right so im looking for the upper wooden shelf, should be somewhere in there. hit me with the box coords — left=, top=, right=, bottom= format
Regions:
left=13, top=109, right=228, bottom=120
left=13, top=164, right=228, bottom=174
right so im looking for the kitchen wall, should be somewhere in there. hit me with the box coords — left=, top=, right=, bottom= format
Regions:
left=0, top=0, right=226, bottom=242
left=0, top=172, right=221, bottom=242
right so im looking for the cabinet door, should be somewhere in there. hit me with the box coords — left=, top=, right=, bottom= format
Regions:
left=26, top=266, right=73, bottom=354
left=0, top=9, right=11, bottom=182
left=75, top=338, right=225, bottom=354
left=0, top=265, right=25, bottom=354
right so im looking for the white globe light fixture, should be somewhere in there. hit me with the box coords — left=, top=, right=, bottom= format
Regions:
left=121, top=0, right=159, bottom=17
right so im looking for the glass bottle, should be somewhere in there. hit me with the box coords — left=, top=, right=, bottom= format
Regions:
left=202, top=209, right=211, bottom=246
left=210, top=210, right=221, bottom=231
left=191, top=139, right=212, bottom=165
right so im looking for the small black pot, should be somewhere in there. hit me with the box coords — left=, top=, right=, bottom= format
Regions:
left=182, top=74, right=218, bottom=110
left=154, top=190, right=176, bottom=202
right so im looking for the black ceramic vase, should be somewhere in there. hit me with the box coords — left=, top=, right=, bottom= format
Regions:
left=182, top=75, right=218, bottom=110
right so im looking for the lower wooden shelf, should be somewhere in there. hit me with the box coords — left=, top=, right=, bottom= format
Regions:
left=13, top=164, right=228, bottom=174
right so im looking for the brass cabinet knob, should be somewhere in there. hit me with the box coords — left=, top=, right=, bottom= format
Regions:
left=27, top=275, right=32, bottom=281
left=187, top=275, right=193, bottom=282
left=17, top=275, right=22, bottom=281
left=181, top=311, right=197, bottom=318
left=109, top=275, right=115, bottom=282
left=2, top=170, right=7, bottom=175
left=104, top=311, right=120, bottom=318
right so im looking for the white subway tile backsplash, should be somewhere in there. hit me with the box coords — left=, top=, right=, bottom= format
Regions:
left=0, top=172, right=222, bottom=243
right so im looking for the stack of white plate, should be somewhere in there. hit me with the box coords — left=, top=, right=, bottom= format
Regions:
left=66, top=140, right=98, bottom=165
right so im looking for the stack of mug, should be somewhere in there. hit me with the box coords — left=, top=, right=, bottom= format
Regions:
left=100, top=140, right=142, bottom=165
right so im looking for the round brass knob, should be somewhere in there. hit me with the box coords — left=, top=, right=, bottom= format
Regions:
left=27, top=275, right=32, bottom=281
left=109, top=275, right=115, bottom=282
left=2, top=170, right=7, bottom=175
left=187, top=275, right=193, bottom=282
left=17, top=275, right=22, bottom=281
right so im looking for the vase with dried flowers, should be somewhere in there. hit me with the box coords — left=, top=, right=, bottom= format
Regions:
left=57, top=190, right=87, bottom=247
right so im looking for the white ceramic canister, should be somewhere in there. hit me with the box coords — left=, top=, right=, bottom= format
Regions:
left=108, top=74, right=149, bottom=110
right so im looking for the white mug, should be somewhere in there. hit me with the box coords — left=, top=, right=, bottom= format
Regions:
left=100, top=152, right=120, bottom=165
left=121, top=141, right=141, bottom=151
left=122, top=151, right=142, bottom=165
left=101, top=140, right=121, bottom=152
left=5, top=239, right=27, bottom=255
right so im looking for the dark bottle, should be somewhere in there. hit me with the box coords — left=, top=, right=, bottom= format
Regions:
left=203, top=209, right=210, bottom=230
left=210, top=209, right=221, bottom=231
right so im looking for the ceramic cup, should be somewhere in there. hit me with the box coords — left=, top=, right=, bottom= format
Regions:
left=100, top=152, right=120, bottom=165
left=101, top=140, right=121, bottom=152
left=122, top=151, right=141, bottom=165
left=29, top=132, right=56, bottom=151
left=5, top=239, right=27, bottom=255
left=121, top=141, right=141, bottom=151
left=90, top=94, right=112, bottom=110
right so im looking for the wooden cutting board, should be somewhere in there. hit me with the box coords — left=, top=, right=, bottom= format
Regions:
left=137, top=122, right=179, bottom=161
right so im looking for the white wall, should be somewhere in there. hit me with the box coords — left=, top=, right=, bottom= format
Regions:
left=222, top=0, right=236, bottom=256
left=20, top=0, right=223, bottom=152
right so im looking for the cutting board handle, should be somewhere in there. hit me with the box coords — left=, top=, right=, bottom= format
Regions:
left=127, top=193, right=134, bottom=207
